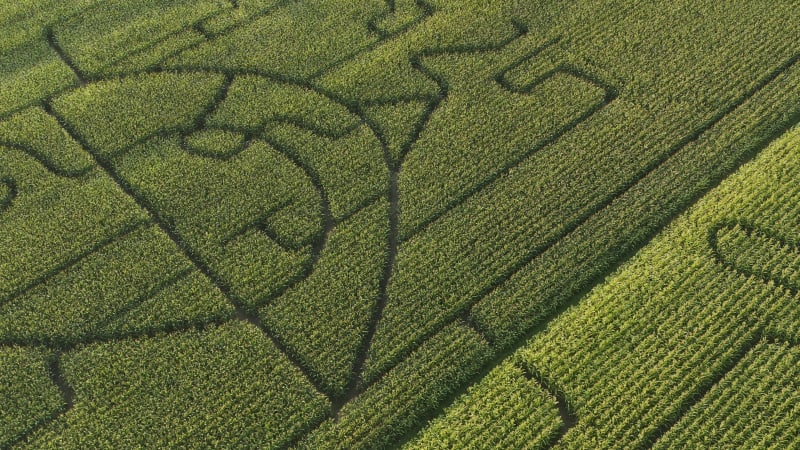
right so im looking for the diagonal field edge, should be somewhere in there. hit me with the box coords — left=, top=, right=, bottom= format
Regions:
left=371, top=49, right=800, bottom=387
left=2, top=351, right=75, bottom=450
left=388, top=52, right=800, bottom=450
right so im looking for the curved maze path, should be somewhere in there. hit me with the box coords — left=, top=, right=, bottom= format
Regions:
left=2, top=1, right=800, bottom=448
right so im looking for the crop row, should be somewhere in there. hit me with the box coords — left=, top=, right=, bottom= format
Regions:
left=713, top=223, right=800, bottom=292
left=462, top=122, right=800, bottom=449
left=396, top=37, right=609, bottom=238
left=50, top=72, right=343, bottom=310
left=261, top=200, right=388, bottom=397
left=208, top=75, right=358, bottom=137
left=0, top=32, right=74, bottom=119
left=199, top=0, right=285, bottom=37
left=405, top=359, right=562, bottom=449
left=121, top=136, right=316, bottom=308
left=0, top=107, right=93, bottom=177
left=401, top=110, right=800, bottom=450
left=0, top=347, right=62, bottom=448
left=49, top=0, right=224, bottom=77
left=471, top=42, right=800, bottom=350
left=49, top=72, right=225, bottom=158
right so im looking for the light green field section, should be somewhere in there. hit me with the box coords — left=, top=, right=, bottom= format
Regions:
left=405, top=360, right=563, bottom=450
left=0, top=348, right=62, bottom=446
left=653, top=341, right=800, bottom=449
left=441, top=123, right=800, bottom=449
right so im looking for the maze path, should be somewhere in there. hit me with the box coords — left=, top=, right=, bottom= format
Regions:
left=494, top=123, right=800, bottom=449
left=651, top=339, right=800, bottom=449
left=1, top=7, right=432, bottom=446
left=366, top=26, right=800, bottom=385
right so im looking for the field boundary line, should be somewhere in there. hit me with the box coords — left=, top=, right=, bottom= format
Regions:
left=389, top=51, right=800, bottom=449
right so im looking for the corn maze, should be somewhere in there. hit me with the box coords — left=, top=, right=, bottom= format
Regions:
left=2, top=0, right=800, bottom=448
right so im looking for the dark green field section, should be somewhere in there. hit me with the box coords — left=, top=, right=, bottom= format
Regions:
left=2, top=0, right=800, bottom=448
